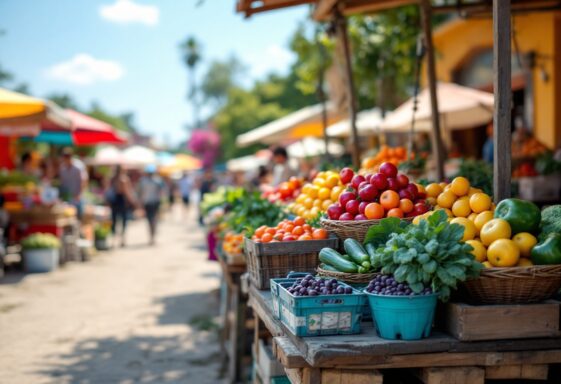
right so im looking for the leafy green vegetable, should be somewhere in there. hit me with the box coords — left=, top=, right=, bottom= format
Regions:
left=364, top=217, right=409, bottom=247
left=369, top=210, right=482, bottom=301
left=21, top=233, right=61, bottom=250
left=540, top=205, right=561, bottom=240
left=94, top=225, right=111, bottom=240
left=535, top=151, right=561, bottom=175
left=224, top=190, right=287, bottom=234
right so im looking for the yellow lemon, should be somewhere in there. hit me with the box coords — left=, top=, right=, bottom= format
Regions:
left=450, top=176, right=470, bottom=197
left=425, top=183, right=443, bottom=198
left=303, top=197, right=314, bottom=209
left=468, top=212, right=478, bottom=222
left=466, top=239, right=487, bottom=262
left=450, top=217, right=477, bottom=241
left=474, top=210, right=494, bottom=232
left=313, top=199, right=323, bottom=208
left=318, top=187, right=331, bottom=200
left=452, top=198, right=472, bottom=217
left=330, top=186, right=343, bottom=202
left=301, top=184, right=313, bottom=196
left=436, top=191, right=457, bottom=209
left=315, top=172, right=327, bottom=180
left=439, top=182, right=448, bottom=189
left=313, top=178, right=325, bottom=188
left=296, top=194, right=307, bottom=204
left=482, top=261, right=493, bottom=268
left=322, top=199, right=333, bottom=210
left=469, top=193, right=492, bottom=213
left=480, top=218, right=512, bottom=246
left=487, top=239, right=520, bottom=267
left=324, top=175, right=340, bottom=189
left=308, top=186, right=319, bottom=199
left=512, top=232, right=538, bottom=258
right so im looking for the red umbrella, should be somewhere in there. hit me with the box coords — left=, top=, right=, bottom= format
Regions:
left=40, top=109, right=127, bottom=146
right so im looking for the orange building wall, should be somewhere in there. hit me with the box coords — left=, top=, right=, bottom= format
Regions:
left=429, top=13, right=561, bottom=149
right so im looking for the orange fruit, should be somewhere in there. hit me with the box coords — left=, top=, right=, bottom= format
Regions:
left=265, top=228, right=276, bottom=235
left=399, top=199, right=414, bottom=214
left=292, top=226, right=304, bottom=236
left=380, top=190, right=400, bottom=210
left=293, top=216, right=305, bottom=227
left=254, top=227, right=265, bottom=239
left=469, top=193, right=492, bottom=213
left=480, top=218, right=512, bottom=246
left=511, top=232, right=537, bottom=258
left=465, top=239, right=487, bottom=262
left=365, top=203, right=384, bottom=219
left=487, top=239, right=520, bottom=267
left=261, top=233, right=273, bottom=243
left=452, top=198, right=471, bottom=218
left=425, top=183, right=443, bottom=198
left=450, top=176, right=470, bottom=197
left=312, top=228, right=328, bottom=240
left=437, top=191, right=456, bottom=209
left=298, top=234, right=312, bottom=241
left=387, top=208, right=404, bottom=218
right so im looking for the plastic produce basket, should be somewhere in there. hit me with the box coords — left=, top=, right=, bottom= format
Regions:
left=365, top=290, right=437, bottom=340
left=271, top=278, right=366, bottom=337
left=244, top=236, right=338, bottom=289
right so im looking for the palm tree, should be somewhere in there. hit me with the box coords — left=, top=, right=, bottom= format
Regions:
left=180, top=36, right=202, bottom=130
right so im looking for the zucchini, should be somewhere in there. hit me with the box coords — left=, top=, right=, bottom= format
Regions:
left=365, top=242, right=377, bottom=259
left=344, top=239, right=369, bottom=264
left=319, top=263, right=339, bottom=272
left=319, top=248, right=358, bottom=273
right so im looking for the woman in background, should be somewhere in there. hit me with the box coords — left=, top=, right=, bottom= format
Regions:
left=106, top=165, right=136, bottom=248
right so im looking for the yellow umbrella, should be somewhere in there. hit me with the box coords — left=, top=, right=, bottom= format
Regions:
left=0, top=87, right=70, bottom=136
left=159, top=154, right=202, bottom=175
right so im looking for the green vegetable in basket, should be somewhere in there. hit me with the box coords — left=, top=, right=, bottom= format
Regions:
left=319, top=248, right=358, bottom=273
left=531, top=233, right=561, bottom=265
left=539, top=205, right=561, bottom=240
left=370, top=210, right=482, bottom=301
left=494, top=198, right=541, bottom=235
left=344, top=239, right=369, bottom=264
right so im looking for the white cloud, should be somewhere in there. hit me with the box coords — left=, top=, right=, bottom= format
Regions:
left=45, top=54, right=125, bottom=85
left=100, top=0, right=159, bottom=26
left=248, top=44, right=295, bottom=79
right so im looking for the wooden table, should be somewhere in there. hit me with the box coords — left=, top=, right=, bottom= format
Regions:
left=249, top=285, right=561, bottom=384
left=217, top=250, right=251, bottom=384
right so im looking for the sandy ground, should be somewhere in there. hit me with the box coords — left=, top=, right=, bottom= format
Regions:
left=0, top=208, right=225, bottom=384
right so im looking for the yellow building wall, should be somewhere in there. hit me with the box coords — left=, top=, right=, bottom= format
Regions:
left=429, top=13, right=561, bottom=149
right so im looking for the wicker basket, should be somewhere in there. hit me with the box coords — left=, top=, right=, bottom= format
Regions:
left=461, top=265, right=561, bottom=304
left=316, top=266, right=379, bottom=285
left=320, top=217, right=413, bottom=243
left=244, top=236, right=339, bottom=289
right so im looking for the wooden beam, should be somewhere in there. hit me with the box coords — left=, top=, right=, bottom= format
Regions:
left=420, top=0, right=445, bottom=181
left=335, top=9, right=361, bottom=169
left=313, top=0, right=339, bottom=21
left=493, top=0, right=512, bottom=201
left=242, top=0, right=315, bottom=16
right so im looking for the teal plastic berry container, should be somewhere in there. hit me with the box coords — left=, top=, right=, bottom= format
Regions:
left=364, top=290, right=438, bottom=340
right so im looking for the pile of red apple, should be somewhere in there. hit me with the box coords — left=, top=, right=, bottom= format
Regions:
left=326, top=162, right=430, bottom=221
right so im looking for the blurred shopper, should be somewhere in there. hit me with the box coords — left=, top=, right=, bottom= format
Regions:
left=20, top=152, right=39, bottom=178
left=59, top=148, right=88, bottom=218
left=198, top=168, right=216, bottom=224
left=482, top=122, right=494, bottom=163
left=137, top=165, right=164, bottom=245
left=271, top=146, right=295, bottom=186
left=106, top=165, right=136, bottom=247
left=178, top=172, right=192, bottom=218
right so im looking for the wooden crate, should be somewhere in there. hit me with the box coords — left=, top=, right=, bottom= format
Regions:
left=444, top=301, right=561, bottom=341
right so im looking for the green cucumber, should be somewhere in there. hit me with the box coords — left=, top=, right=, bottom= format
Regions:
left=365, top=243, right=377, bottom=259
left=319, top=263, right=339, bottom=272
left=344, top=239, right=369, bottom=264
left=319, top=248, right=358, bottom=273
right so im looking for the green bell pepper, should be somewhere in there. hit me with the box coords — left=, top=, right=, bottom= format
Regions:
left=494, top=198, right=541, bottom=234
left=531, top=233, right=561, bottom=265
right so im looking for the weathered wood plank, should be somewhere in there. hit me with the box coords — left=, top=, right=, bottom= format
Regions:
left=284, top=368, right=303, bottom=384
left=321, top=368, right=383, bottom=384
left=274, top=336, right=309, bottom=369
left=302, top=367, right=321, bottom=384
left=493, top=0, right=512, bottom=201
left=485, top=364, right=549, bottom=380
left=416, top=367, right=485, bottom=384
left=444, top=301, right=561, bottom=341
left=248, top=285, right=284, bottom=336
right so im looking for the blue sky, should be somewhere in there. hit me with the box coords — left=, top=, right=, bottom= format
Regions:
left=0, top=0, right=308, bottom=146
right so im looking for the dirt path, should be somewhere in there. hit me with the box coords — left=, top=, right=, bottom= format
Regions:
left=0, top=209, right=224, bottom=384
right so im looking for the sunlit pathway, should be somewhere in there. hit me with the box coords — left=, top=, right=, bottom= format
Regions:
left=0, top=209, right=224, bottom=384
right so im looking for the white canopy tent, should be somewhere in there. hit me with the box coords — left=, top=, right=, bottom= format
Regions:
left=122, top=145, right=157, bottom=167
left=87, top=146, right=126, bottom=166
left=380, top=82, right=495, bottom=133
left=326, top=108, right=383, bottom=137
left=236, top=103, right=341, bottom=147
left=287, top=137, right=344, bottom=158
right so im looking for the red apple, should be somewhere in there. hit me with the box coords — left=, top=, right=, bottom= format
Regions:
left=417, top=192, right=427, bottom=199
left=339, top=191, right=356, bottom=208
left=339, top=212, right=355, bottom=221
left=413, top=202, right=429, bottom=215
left=351, top=175, right=366, bottom=190
left=283, top=235, right=296, bottom=241
left=365, top=174, right=373, bottom=183
left=359, top=184, right=379, bottom=202
left=379, top=162, right=398, bottom=178
left=387, top=178, right=399, bottom=191
left=346, top=200, right=360, bottom=215
left=339, top=168, right=354, bottom=184
left=358, top=201, right=369, bottom=214
left=398, top=189, right=414, bottom=201
left=355, top=214, right=368, bottom=221
left=406, top=183, right=419, bottom=199
left=396, top=174, right=409, bottom=189
left=371, top=173, right=388, bottom=190
left=358, top=181, right=369, bottom=190
left=327, top=204, right=344, bottom=220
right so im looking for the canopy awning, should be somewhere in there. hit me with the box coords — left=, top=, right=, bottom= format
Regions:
left=67, top=109, right=127, bottom=146
left=236, top=103, right=342, bottom=147
left=380, top=82, right=494, bottom=133
left=159, top=153, right=202, bottom=174
left=122, top=145, right=157, bottom=167
left=0, top=88, right=71, bottom=136
left=287, top=136, right=344, bottom=158
left=326, top=108, right=382, bottom=137
left=226, top=150, right=271, bottom=172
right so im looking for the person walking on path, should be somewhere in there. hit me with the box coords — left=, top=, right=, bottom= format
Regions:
left=271, top=146, right=295, bottom=186
left=137, top=165, right=164, bottom=245
left=106, top=165, right=137, bottom=248
left=178, top=172, right=192, bottom=219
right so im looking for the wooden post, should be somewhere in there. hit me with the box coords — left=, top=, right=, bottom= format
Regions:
left=493, top=0, right=512, bottom=201
left=335, top=9, right=361, bottom=169
left=419, top=0, right=445, bottom=181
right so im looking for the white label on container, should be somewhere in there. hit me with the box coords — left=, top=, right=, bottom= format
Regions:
left=281, top=306, right=305, bottom=328
left=272, top=297, right=279, bottom=318
left=307, top=312, right=352, bottom=331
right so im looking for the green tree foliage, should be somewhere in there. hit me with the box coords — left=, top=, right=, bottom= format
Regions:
left=201, top=56, right=245, bottom=107
left=87, top=102, right=137, bottom=133
left=45, top=92, right=80, bottom=110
